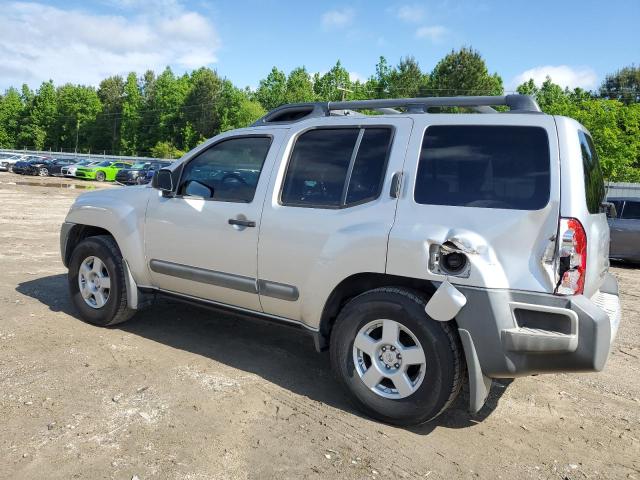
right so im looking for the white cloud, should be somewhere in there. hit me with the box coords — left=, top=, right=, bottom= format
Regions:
left=396, top=5, right=425, bottom=23
left=0, top=1, right=220, bottom=90
left=415, top=25, right=448, bottom=42
left=321, top=8, right=355, bottom=29
left=511, top=65, right=598, bottom=90
left=349, top=71, right=363, bottom=83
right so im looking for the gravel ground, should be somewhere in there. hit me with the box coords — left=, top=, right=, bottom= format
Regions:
left=0, top=173, right=639, bottom=480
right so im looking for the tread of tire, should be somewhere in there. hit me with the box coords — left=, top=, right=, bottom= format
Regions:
left=347, top=286, right=465, bottom=421
left=87, top=235, right=135, bottom=326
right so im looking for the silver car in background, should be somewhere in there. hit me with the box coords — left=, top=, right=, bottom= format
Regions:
left=608, top=197, right=640, bottom=263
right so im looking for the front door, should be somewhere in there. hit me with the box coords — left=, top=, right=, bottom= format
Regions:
left=145, top=132, right=282, bottom=311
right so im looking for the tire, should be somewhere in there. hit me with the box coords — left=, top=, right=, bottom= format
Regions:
left=68, top=235, right=136, bottom=326
left=330, top=287, right=464, bottom=426
left=39, top=167, right=49, bottom=176
left=95, top=171, right=106, bottom=182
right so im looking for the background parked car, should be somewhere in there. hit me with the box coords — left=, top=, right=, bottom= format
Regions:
left=0, top=154, right=27, bottom=172
left=115, top=161, right=169, bottom=185
left=36, top=158, right=77, bottom=177
left=609, top=197, right=640, bottom=263
left=12, top=156, right=52, bottom=175
left=74, top=160, right=133, bottom=181
left=61, top=159, right=99, bottom=177
left=26, top=157, right=77, bottom=176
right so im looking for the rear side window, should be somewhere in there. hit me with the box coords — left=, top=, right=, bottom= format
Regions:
left=281, top=127, right=393, bottom=208
left=578, top=131, right=605, bottom=214
left=622, top=201, right=640, bottom=219
left=415, top=125, right=550, bottom=210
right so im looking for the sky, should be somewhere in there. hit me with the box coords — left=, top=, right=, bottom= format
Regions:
left=0, top=0, right=638, bottom=93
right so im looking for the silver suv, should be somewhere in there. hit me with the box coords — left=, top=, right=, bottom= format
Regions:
left=60, top=95, right=621, bottom=426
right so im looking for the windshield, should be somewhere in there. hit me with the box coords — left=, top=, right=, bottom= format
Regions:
left=131, top=163, right=149, bottom=170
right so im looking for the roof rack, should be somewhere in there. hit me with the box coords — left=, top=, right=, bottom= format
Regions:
left=251, top=94, right=541, bottom=126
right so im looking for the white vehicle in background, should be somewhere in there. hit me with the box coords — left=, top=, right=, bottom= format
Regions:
left=0, top=153, right=27, bottom=172
left=61, top=159, right=100, bottom=177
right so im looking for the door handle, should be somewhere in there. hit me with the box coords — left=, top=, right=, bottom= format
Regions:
left=228, top=218, right=256, bottom=228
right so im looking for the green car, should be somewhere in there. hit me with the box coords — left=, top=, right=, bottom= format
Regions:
left=75, top=161, right=133, bottom=182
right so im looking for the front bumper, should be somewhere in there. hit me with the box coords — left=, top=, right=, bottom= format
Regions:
left=75, top=170, right=96, bottom=179
left=60, top=221, right=75, bottom=267
left=455, top=274, right=620, bottom=378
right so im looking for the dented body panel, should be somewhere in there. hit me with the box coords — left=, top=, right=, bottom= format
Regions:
left=387, top=114, right=561, bottom=293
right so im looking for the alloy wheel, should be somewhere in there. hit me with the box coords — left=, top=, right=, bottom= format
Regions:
left=78, top=256, right=111, bottom=309
left=352, top=319, right=427, bottom=399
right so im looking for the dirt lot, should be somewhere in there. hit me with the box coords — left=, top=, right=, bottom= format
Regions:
left=0, top=172, right=639, bottom=480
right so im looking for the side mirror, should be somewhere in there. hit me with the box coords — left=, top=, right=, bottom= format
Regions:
left=154, top=168, right=174, bottom=196
left=602, top=201, right=617, bottom=218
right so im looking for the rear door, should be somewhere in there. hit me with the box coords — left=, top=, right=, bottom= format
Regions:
left=257, top=117, right=413, bottom=325
left=387, top=114, right=561, bottom=292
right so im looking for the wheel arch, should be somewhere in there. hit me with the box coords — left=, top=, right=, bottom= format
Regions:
left=316, top=272, right=438, bottom=350
left=63, top=224, right=116, bottom=267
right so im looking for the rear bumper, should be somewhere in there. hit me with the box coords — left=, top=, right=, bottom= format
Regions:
left=455, top=274, right=620, bottom=378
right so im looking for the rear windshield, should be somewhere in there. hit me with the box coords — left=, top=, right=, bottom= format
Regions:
left=578, top=130, right=605, bottom=214
left=415, top=125, right=550, bottom=210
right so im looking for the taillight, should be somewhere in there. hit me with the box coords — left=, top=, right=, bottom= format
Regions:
left=555, top=218, right=587, bottom=295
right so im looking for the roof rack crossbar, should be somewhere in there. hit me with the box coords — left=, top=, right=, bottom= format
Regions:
left=251, top=94, right=540, bottom=126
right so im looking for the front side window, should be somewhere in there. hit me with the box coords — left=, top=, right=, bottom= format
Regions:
left=622, top=200, right=640, bottom=220
left=579, top=130, right=606, bottom=214
left=281, top=127, right=393, bottom=208
left=178, top=136, right=271, bottom=203
left=415, top=125, right=550, bottom=210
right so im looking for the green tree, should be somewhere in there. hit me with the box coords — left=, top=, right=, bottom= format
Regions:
left=0, top=88, right=24, bottom=148
left=285, top=67, right=316, bottom=104
left=366, top=56, right=392, bottom=98
left=19, top=81, right=57, bottom=149
left=429, top=47, right=503, bottom=96
left=314, top=61, right=351, bottom=101
left=387, top=56, right=428, bottom=98
left=182, top=67, right=224, bottom=142
left=139, top=67, right=189, bottom=153
left=150, top=141, right=185, bottom=159
left=55, top=84, right=102, bottom=152
left=120, top=73, right=143, bottom=155
left=216, top=80, right=266, bottom=132
left=93, top=75, right=125, bottom=154
left=255, top=67, right=287, bottom=110
left=600, top=65, right=640, bottom=104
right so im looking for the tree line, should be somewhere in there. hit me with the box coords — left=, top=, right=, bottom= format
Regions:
left=0, top=48, right=638, bottom=181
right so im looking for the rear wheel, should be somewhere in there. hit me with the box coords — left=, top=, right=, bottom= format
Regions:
left=68, top=235, right=136, bottom=326
left=95, top=171, right=106, bottom=182
left=330, top=287, right=464, bottom=426
left=38, top=167, right=49, bottom=176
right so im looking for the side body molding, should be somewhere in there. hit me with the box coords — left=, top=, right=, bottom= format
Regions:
left=149, top=259, right=300, bottom=302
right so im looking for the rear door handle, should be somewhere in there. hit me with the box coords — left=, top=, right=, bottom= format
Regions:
left=228, top=218, right=256, bottom=228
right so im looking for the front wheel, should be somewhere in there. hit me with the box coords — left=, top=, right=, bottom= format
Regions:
left=68, top=235, right=136, bottom=326
left=330, top=287, right=464, bottom=426
left=95, top=171, right=106, bottom=182
left=39, top=167, right=49, bottom=176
